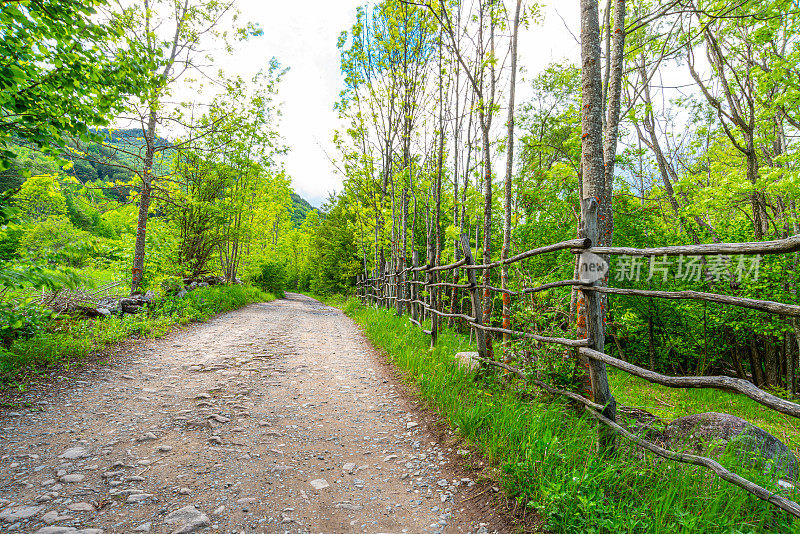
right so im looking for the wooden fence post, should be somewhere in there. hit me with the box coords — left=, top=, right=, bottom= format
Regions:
left=460, top=233, right=488, bottom=361
left=372, top=270, right=377, bottom=307
left=380, top=265, right=386, bottom=309
left=429, top=245, right=438, bottom=346
left=579, top=197, right=617, bottom=453
left=394, top=260, right=402, bottom=316
left=411, top=251, right=419, bottom=324
left=369, top=270, right=374, bottom=307
left=384, top=271, right=389, bottom=307
left=390, top=271, right=396, bottom=309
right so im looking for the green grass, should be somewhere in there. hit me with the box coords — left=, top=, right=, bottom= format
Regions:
left=331, top=297, right=800, bottom=534
left=0, top=284, right=274, bottom=390
left=611, top=371, right=800, bottom=457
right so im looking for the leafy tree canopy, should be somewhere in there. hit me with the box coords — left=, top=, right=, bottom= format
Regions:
left=0, top=0, right=149, bottom=171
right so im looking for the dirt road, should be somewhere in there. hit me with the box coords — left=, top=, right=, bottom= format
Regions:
left=0, top=294, right=502, bottom=534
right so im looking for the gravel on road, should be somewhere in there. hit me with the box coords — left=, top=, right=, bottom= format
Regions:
left=0, top=294, right=507, bottom=534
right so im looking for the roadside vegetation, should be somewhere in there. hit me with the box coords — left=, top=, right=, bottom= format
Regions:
left=0, top=285, right=273, bottom=392
left=328, top=296, right=799, bottom=533
left=0, top=1, right=326, bottom=390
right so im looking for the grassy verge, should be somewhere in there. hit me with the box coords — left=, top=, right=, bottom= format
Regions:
left=611, top=371, right=800, bottom=456
left=330, top=296, right=799, bottom=534
left=0, top=284, right=274, bottom=391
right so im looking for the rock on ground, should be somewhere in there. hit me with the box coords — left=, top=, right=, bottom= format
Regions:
left=0, top=505, right=44, bottom=522
left=454, top=351, right=480, bottom=372
left=164, top=505, right=209, bottom=533
left=664, top=412, right=798, bottom=479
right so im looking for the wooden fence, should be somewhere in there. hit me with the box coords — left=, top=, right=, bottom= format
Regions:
left=355, top=226, right=800, bottom=517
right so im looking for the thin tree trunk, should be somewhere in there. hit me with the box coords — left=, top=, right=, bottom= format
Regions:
left=730, top=342, right=747, bottom=380
left=131, top=109, right=158, bottom=294
left=648, top=304, right=655, bottom=371
left=600, top=0, right=625, bottom=248
left=500, top=0, right=522, bottom=361
left=749, top=337, right=764, bottom=386
left=579, top=0, right=615, bottom=444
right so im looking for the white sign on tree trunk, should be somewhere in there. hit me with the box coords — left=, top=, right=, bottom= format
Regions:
left=579, top=252, right=608, bottom=283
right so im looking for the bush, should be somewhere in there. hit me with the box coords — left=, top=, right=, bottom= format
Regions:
left=251, top=262, right=286, bottom=297
left=0, top=224, right=22, bottom=260
left=0, top=301, right=51, bottom=348
left=19, top=217, right=90, bottom=261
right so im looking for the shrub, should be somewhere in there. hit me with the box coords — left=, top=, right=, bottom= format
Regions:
left=0, top=224, right=22, bottom=260
left=19, top=217, right=93, bottom=264
left=0, top=301, right=51, bottom=348
left=251, top=262, right=286, bottom=297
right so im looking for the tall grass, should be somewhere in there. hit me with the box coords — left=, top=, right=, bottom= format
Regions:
left=337, top=297, right=799, bottom=533
left=0, top=285, right=273, bottom=390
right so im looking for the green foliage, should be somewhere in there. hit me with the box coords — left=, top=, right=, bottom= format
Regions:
left=14, top=174, right=67, bottom=221
left=0, top=224, right=22, bottom=261
left=309, top=199, right=361, bottom=295
left=251, top=262, right=287, bottom=297
left=0, top=0, right=148, bottom=169
left=0, top=301, right=51, bottom=349
left=19, top=217, right=88, bottom=260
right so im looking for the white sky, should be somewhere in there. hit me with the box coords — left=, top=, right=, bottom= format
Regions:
left=228, top=0, right=581, bottom=207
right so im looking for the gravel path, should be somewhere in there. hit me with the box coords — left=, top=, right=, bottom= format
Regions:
left=0, top=294, right=502, bottom=533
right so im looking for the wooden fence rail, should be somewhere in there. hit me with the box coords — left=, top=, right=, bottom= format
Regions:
left=355, top=230, right=800, bottom=517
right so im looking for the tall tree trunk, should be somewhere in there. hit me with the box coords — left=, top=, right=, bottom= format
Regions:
left=480, top=5, right=496, bottom=361
left=648, top=302, right=655, bottom=371
left=765, top=338, right=779, bottom=387
left=432, top=30, right=446, bottom=346
left=500, top=0, right=522, bottom=361
left=449, top=50, right=462, bottom=328
left=749, top=337, right=764, bottom=386
left=600, top=0, right=625, bottom=248
left=480, top=122, right=493, bottom=359
left=730, top=341, right=747, bottom=380
left=579, top=0, right=615, bottom=439
left=790, top=329, right=797, bottom=396
left=131, top=109, right=158, bottom=294
left=746, top=145, right=769, bottom=240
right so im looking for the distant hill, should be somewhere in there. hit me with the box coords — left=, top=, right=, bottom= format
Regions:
left=2, top=133, right=318, bottom=226
left=291, top=193, right=316, bottom=227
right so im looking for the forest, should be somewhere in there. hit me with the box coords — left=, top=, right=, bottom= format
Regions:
left=327, top=0, right=800, bottom=393
left=3, top=0, right=800, bottom=531
left=0, top=0, right=341, bottom=368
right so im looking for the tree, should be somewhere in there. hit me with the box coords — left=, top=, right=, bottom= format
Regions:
left=14, top=174, right=67, bottom=221
left=114, top=0, right=261, bottom=293
left=0, top=0, right=146, bottom=169
left=500, top=0, right=523, bottom=355
left=578, top=0, right=615, bottom=447
left=312, top=198, right=361, bottom=295
left=686, top=0, right=771, bottom=240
